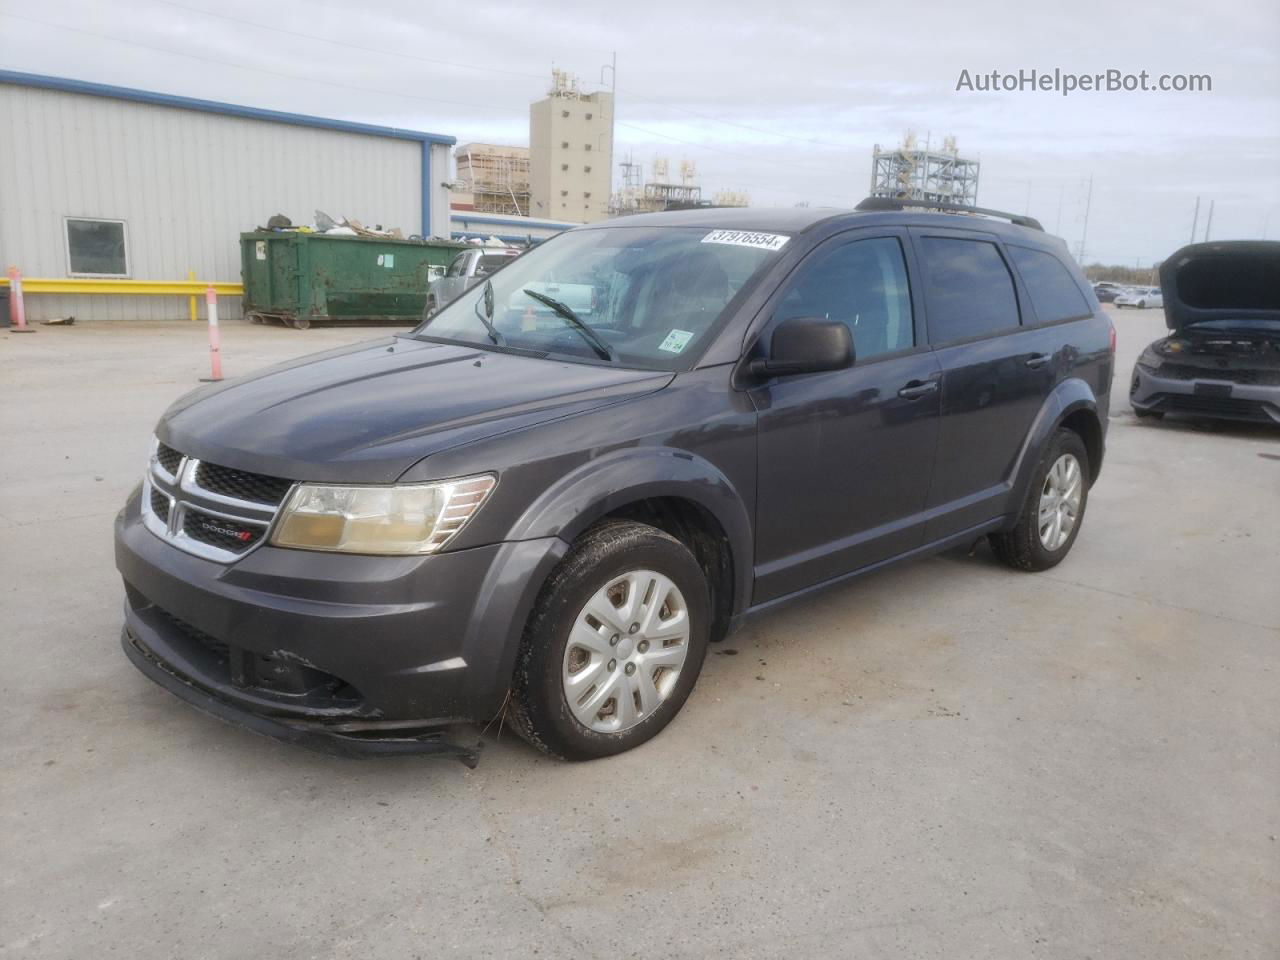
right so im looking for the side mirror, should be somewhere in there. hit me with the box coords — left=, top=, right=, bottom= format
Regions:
left=751, top=316, right=854, bottom=378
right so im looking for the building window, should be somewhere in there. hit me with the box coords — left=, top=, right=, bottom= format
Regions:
left=584, top=192, right=592, bottom=198
left=65, top=217, right=128, bottom=277
left=561, top=164, right=569, bottom=171
left=585, top=113, right=593, bottom=120
left=561, top=190, right=569, bottom=197
left=584, top=165, right=592, bottom=173
left=561, top=141, right=569, bottom=149
left=585, top=143, right=592, bottom=151
left=561, top=110, right=570, bottom=118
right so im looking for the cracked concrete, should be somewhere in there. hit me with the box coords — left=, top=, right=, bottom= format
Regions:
left=1, top=308, right=1276, bottom=959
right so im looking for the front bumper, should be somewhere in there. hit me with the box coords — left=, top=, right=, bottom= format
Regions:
left=115, top=489, right=567, bottom=758
left=1129, top=364, right=1280, bottom=424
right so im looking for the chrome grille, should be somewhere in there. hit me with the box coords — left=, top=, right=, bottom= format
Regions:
left=142, top=437, right=292, bottom=563
left=149, top=487, right=172, bottom=523
left=155, top=442, right=183, bottom=476
left=195, top=461, right=292, bottom=506
left=182, top=509, right=266, bottom=553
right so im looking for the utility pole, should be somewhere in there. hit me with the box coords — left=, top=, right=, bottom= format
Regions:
left=1078, top=175, right=1093, bottom=264
left=1204, top=199, right=1214, bottom=241
left=600, top=52, right=617, bottom=211
left=1190, top=196, right=1200, bottom=243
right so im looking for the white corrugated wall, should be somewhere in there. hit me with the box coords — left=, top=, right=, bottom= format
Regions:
left=0, top=85, right=429, bottom=321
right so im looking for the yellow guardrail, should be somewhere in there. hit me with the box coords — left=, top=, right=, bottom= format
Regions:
left=0, top=277, right=242, bottom=296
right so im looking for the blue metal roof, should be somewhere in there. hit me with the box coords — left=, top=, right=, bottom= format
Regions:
left=0, top=70, right=456, bottom=146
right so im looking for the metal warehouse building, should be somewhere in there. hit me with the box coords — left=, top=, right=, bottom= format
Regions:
left=0, top=71, right=455, bottom=322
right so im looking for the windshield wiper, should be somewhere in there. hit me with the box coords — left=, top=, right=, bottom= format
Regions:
left=473, top=279, right=505, bottom=346
left=521, top=288, right=616, bottom=362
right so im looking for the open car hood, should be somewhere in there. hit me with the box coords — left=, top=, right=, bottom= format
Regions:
left=1159, top=240, right=1280, bottom=331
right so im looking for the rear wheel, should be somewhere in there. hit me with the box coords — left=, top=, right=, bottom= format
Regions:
left=508, top=521, right=710, bottom=760
left=989, top=428, right=1090, bottom=572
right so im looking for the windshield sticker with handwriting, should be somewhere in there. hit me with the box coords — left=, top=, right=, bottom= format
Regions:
left=701, top=230, right=790, bottom=251
left=659, top=329, right=694, bottom=353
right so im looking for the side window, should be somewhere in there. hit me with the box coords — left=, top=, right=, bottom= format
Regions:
left=446, top=253, right=468, bottom=278
left=1007, top=245, right=1091, bottom=323
left=775, top=237, right=914, bottom=361
left=918, top=236, right=1020, bottom=343
left=66, top=217, right=128, bottom=277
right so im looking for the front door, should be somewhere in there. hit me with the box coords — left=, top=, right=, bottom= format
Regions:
left=751, top=231, right=942, bottom=603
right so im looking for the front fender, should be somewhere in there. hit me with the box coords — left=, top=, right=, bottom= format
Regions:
left=505, top=447, right=755, bottom=618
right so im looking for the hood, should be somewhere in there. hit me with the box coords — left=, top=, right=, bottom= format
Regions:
left=159, top=337, right=672, bottom=483
left=1159, top=240, right=1280, bottom=331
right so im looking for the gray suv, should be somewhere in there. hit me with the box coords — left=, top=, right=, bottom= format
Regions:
left=116, top=200, right=1114, bottom=763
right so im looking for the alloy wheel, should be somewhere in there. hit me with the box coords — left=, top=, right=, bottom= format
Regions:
left=1038, top=453, right=1083, bottom=551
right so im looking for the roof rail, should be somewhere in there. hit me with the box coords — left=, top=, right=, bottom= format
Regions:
left=855, top=196, right=1044, bottom=232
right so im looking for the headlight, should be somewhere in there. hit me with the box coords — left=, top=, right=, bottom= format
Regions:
left=271, top=474, right=496, bottom=555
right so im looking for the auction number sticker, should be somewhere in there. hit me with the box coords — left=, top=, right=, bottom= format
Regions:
left=701, top=229, right=790, bottom=251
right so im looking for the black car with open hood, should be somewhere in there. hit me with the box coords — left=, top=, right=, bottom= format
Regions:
left=1130, top=240, right=1280, bottom=424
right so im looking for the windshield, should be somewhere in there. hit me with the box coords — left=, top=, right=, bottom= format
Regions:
left=415, top=226, right=785, bottom=369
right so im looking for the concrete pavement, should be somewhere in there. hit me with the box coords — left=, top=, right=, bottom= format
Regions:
left=1, top=309, right=1276, bottom=959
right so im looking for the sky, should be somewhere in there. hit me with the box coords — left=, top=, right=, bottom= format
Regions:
left=2, top=0, right=1278, bottom=266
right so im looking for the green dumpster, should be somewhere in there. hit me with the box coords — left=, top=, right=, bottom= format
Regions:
left=240, top=232, right=469, bottom=329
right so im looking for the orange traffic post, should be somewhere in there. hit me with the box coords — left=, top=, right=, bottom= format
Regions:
left=8, top=266, right=34, bottom=333
left=200, top=285, right=223, bottom=382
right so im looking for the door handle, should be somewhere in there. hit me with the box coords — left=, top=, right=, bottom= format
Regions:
left=1025, top=353, right=1051, bottom=369
left=897, top=380, right=939, bottom=400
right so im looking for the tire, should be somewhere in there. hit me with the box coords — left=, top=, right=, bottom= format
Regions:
left=1133, top=407, right=1164, bottom=420
left=989, top=428, right=1090, bottom=572
left=423, top=297, right=438, bottom=319
left=291, top=316, right=312, bottom=330
left=1137, top=300, right=1146, bottom=309
left=507, top=521, right=710, bottom=761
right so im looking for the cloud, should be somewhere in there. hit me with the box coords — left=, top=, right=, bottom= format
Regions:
left=3, top=0, right=1277, bottom=260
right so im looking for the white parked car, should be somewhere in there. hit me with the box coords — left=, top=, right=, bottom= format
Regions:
left=1115, top=286, right=1164, bottom=309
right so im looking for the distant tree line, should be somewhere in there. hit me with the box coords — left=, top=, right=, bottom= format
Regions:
left=1083, top=263, right=1162, bottom=284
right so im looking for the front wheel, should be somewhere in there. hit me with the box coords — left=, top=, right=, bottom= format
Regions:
left=508, top=521, right=710, bottom=760
left=989, top=428, right=1090, bottom=571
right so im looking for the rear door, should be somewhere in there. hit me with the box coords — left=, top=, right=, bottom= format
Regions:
left=911, top=229, right=1088, bottom=540
left=750, top=229, right=943, bottom=602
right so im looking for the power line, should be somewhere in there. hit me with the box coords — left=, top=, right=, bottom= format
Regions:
left=1, top=12, right=518, bottom=115
left=6, top=11, right=858, bottom=205
left=152, top=0, right=548, bottom=83
left=154, top=0, right=858, bottom=152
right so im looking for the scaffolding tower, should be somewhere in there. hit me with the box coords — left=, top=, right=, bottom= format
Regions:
left=456, top=143, right=531, bottom=217
left=869, top=133, right=979, bottom=207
